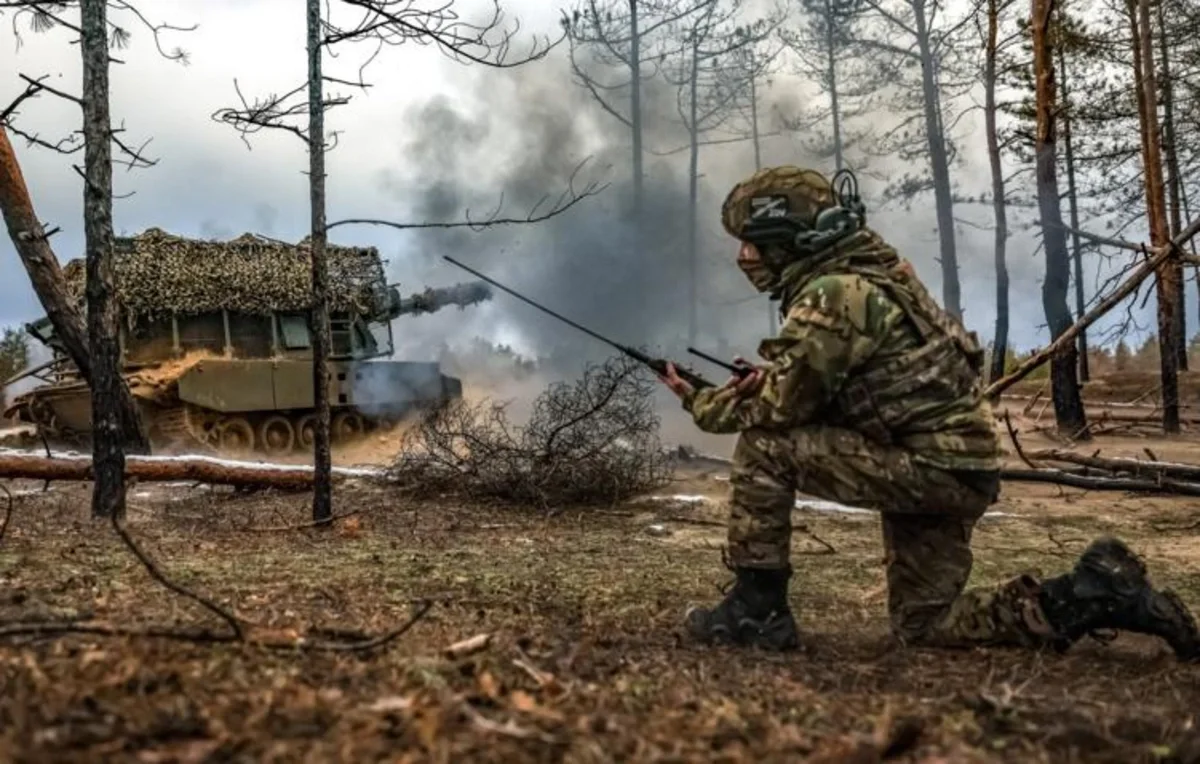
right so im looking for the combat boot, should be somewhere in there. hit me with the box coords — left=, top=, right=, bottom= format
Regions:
left=1038, top=536, right=1200, bottom=661
left=685, top=565, right=800, bottom=651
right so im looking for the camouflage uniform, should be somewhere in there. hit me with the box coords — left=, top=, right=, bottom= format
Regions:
left=680, top=166, right=1199, bottom=658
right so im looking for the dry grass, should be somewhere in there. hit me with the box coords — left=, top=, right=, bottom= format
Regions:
left=1, top=435, right=1199, bottom=761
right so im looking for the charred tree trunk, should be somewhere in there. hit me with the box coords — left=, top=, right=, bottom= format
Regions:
left=82, top=0, right=130, bottom=517
left=1157, top=0, right=1186, bottom=369
left=630, top=0, right=644, bottom=212
left=308, top=0, right=333, bottom=524
left=825, top=0, right=844, bottom=173
left=686, top=35, right=700, bottom=347
left=1031, top=0, right=1087, bottom=436
left=749, top=65, right=762, bottom=171
left=748, top=68, right=776, bottom=336
left=913, top=3, right=961, bottom=318
left=985, top=0, right=1009, bottom=385
left=1057, top=40, right=1088, bottom=382
left=1131, top=0, right=1179, bottom=432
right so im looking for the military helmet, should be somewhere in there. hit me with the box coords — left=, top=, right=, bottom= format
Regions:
left=720, top=166, right=838, bottom=240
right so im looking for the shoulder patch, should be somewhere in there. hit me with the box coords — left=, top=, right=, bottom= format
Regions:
left=789, top=274, right=876, bottom=332
left=783, top=304, right=838, bottom=329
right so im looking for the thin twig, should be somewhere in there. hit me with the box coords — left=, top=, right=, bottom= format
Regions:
left=326, top=157, right=607, bottom=233
left=798, top=525, right=837, bottom=555
left=109, top=510, right=244, bottom=639
left=244, top=507, right=366, bottom=532
left=0, top=600, right=432, bottom=652
left=1002, top=411, right=1043, bottom=469
left=0, top=74, right=49, bottom=123
left=0, top=483, right=11, bottom=544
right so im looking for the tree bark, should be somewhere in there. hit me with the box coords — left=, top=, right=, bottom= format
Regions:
left=308, top=0, right=333, bottom=524
left=686, top=33, right=700, bottom=347
left=1131, top=0, right=1178, bottom=433
left=913, top=2, right=960, bottom=318
left=629, top=0, right=644, bottom=212
left=984, top=0, right=1009, bottom=385
left=824, top=0, right=844, bottom=173
left=1031, top=0, right=1087, bottom=436
left=1057, top=38, right=1088, bottom=382
left=1157, top=0, right=1186, bottom=369
left=81, top=0, right=133, bottom=517
left=748, top=62, right=775, bottom=337
left=0, top=132, right=93, bottom=377
left=0, top=134, right=149, bottom=458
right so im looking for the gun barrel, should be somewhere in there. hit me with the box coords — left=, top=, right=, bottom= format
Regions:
left=387, top=281, right=494, bottom=317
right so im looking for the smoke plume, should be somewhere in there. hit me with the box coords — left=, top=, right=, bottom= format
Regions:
left=372, top=49, right=792, bottom=386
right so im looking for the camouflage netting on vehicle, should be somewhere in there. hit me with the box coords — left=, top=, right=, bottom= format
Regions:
left=61, top=228, right=387, bottom=321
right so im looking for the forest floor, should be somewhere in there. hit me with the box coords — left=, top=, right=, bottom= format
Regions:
left=1, top=414, right=1200, bottom=763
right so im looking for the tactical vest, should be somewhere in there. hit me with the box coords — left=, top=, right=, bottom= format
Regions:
left=828, top=261, right=989, bottom=449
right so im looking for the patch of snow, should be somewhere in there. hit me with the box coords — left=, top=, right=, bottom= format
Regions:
left=4, top=488, right=54, bottom=498
left=646, top=492, right=1016, bottom=520
left=796, top=499, right=873, bottom=515
left=647, top=494, right=709, bottom=505
left=0, top=447, right=384, bottom=478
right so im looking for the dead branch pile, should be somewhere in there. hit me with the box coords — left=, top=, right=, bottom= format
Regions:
left=1000, top=412, right=1200, bottom=495
left=1005, top=448, right=1200, bottom=495
left=387, top=355, right=671, bottom=506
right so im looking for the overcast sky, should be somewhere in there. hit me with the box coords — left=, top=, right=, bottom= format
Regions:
left=0, top=0, right=1187, bottom=367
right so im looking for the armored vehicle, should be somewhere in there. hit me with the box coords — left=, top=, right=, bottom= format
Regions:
left=2, top=228, right=492, bottom=456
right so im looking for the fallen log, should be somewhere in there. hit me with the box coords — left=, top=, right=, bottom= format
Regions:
left=1025, top=449, right=1200, bottom=482
left=995, top=405, right=1200, bottom=426
left=1000, top=394, right=1200, bottom=412
left=0, top=452, right=383, bottom=489
left=1073, top=408, right=1200, bottom=424
left=1001, top=467, right=1200, bottom=495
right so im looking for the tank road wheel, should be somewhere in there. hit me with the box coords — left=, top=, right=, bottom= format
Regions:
left=258, top=415, right=295, bottom=458
left=331, top=410, right=365, bottom=444
left=217, top=417, right=255, bottom=457
left=294, top=414, right=316, bottom=450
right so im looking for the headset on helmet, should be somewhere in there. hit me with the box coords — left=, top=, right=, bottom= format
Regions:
left=739, top=168, right=866, bottom=261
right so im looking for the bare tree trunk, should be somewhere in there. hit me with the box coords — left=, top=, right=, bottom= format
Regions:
left=1131, top=0, right=1179, bottom=432
left=308, top=0, right=333, bottom=523
left=686, top=36, right=700, bottom=347
left=913, top=4, right=960, bottom=318
left=81, top=0, right=127, bottom=518
left=629, top=0, right=644, bottom=212
left=749, top=65, right=762, bottom=171
left=1057, top=40, right=1088, bottom=382
left=748, top=67, right=776, bottom=337
left=1157, top=0, right=1186, bottom=368
left=824, top=0, right=844, bottom=172
left=985, top=0, right=1009, bottom=385
left=1031, top=0, right=1087, bottom=436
